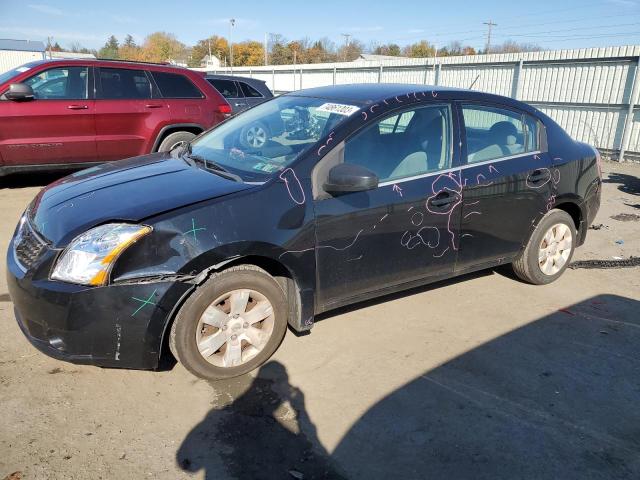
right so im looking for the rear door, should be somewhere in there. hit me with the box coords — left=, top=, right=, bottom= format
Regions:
left=456, top=102, right=553, bottom=270
left=207, top=78, right=246, bottom=113
left=313, top=103, right=461, bottom=310
left=94, top=66, right=169, bottom=161
left=150, top=71, right=207, bottom=127
left=0, top=65, right=96, bottom=167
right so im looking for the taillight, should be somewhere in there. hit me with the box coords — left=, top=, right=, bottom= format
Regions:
left=217, top=103, right=232, bottom=115
left=595, top=147, right=603, bottom=179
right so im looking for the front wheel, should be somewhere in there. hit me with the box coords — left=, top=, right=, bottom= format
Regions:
left=169, top=265, right=288, bottom=380
left=512, top=209, right=576, bottom=285
left=157, top=131, right=196, bottom=152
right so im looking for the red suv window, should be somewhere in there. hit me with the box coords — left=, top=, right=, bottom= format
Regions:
left=151, top=71, right=203, bottom=98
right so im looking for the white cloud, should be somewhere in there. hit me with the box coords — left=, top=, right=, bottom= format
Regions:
left=27, top=3, right=64, bottom=16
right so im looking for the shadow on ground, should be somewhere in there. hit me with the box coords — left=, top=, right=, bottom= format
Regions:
left=0, top=171, right=72, bottom=189
left=603, top=171, right=640, bottom=197
left=177, top=294, right=640, bottom=479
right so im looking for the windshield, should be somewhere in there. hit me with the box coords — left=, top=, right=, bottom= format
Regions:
left=188, top=95, right=360, bottom=182
left=0, top=61, right=41, bottom=86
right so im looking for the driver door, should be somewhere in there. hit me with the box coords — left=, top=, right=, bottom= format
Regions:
left=313, top=103, right=462, bottom=311
left=0, top=65, right=96, bottom=167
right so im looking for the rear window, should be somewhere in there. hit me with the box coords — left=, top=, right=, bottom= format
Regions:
left=239, top=81, right=263, bottom=98
left=208, top=79, right=239, bottom=98
left=151, top=71, right=203, bottom=98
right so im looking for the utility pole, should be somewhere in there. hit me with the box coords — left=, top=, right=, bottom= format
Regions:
left=264, top=32, right=268, bottom=66
left=47, top=36, right=53, bottom=59
left=207, top=39, right=212, bottom=68
left=483, top=20, right=497, bottom=54
left=229, top=18, right=235, bottom=74
left=340, top=33, right=351, bottom=61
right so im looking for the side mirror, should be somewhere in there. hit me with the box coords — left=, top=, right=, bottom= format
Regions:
left=5, top=83, right=35, bottom=101
left=323, top=163, right=379, bottom=194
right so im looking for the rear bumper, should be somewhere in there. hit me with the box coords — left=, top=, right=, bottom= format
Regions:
left=6, top=243, right=193, bottom=370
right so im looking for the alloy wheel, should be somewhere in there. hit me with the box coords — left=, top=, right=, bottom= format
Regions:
left=195, top=289, right=275, bottom=368
left=538, top=223, right=573, bottom=275
left=246, top=125, right=267, bottom=148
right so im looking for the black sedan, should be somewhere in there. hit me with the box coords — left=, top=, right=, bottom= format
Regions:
left=7, top=84, right=601, bottom=380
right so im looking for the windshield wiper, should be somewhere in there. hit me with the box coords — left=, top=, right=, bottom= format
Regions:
left=183, top=143, right=243, bottom=183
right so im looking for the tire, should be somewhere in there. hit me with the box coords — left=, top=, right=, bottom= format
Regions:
left=169, top=265, right=288, bottom=380
left=157, top=131, right=196, bottom=152
left=512, top=209, right=576, bottom=285
left=240, top=122, right=269, bottom=149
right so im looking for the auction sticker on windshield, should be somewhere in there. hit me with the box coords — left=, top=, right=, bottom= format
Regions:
left=316, top=103, right=360, bottom=116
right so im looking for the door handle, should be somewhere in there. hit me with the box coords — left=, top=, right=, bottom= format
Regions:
left=528, top=169, right=551, bottom=183
left=145, top=104, right=163, bottom=108
left=67, top=104, right=88, bottom=110
left=428, top=191, right=455, bottom=208
left=234, top=102, right=246, bottom=107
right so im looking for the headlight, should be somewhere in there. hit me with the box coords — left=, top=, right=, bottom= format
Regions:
left=51, top=223, right=152, bottom=286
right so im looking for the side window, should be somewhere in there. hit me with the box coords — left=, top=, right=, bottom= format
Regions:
left=23, top=66, right=88, bottom=100
left=208, top=79, right=239, bottom=98
left=239, top=82, right=263, bottom=98
left=344, top=105, right=452, bottom=183
left=378, top=111, right=414, bottom=135
left=98, top=68, right=151, bottom=99
left=152, top=72, right=203, bottom=98
left=462, top=104, right=537, bottom=163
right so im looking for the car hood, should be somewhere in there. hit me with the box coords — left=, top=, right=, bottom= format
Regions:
left=29, top=152, right=255, bottom=247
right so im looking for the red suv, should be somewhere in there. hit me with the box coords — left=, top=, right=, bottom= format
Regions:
left=0, top=59, right=231, bottom=176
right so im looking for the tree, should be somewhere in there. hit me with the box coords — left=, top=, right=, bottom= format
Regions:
left=232, top=41, right=264, bottom=66
left=98, top=35, right=119, bottom=59
left=119, top=34, right=142, bottom=61
left=403, top=40, right=435, bottom=58
left=337, top=39, right=364, bottom=61
left=373, top=43, right=401, bottom=56
left=189, top=35, right=229, bottom=67
left=491, top=40, right=542, bottom=54
left=140, top=32, right=186, bottom=63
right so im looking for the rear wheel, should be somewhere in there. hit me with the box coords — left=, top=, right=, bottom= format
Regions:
left=240, top=122, right=269, bottom=149
left=170, top=265, right=288, bottom=380
left=512, top=209, right=576, bottom=285
left=157, top=131, right=196, bottom=152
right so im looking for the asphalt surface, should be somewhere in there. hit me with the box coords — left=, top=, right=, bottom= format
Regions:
left=1, top=162, right=639, bottom=480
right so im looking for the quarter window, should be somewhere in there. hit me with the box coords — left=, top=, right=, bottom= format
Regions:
left=152, top=72, right=203, bottom=98
left=208, top=79, right=239, bottom=98
left=462, top=105, right=539, bottom=163
left=99, top=68, right=151, bottom=99
left=239, top=82, right=263, bottom=98
left=344, top=105, right=452, bottom=182
left=23, top=66, right=88, bottom=100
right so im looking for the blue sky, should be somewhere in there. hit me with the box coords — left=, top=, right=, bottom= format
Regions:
left=0, top=0, right=639, bottom=52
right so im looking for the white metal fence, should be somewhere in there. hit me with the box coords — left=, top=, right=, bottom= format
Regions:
left=204, top=45, right=640, bottom=161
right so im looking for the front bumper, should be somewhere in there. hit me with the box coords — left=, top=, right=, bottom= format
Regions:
left=6, top=236, right=193, bottom=370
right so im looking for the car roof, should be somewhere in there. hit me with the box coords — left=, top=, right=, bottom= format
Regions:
left=205, top=74, right=266, bottom=84
left=288, top=83, right=468, bottom=104
left=25, top=58, right=192, bottom=71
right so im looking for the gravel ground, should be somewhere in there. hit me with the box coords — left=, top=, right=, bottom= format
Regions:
left=1, top=161, right=639, bottom=480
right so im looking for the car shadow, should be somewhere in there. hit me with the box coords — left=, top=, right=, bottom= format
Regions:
left=603, top=171, right=640, bottom=196
left=0, top=171, right=73, bottom=189
left=177, top=294, right=640, bottom=479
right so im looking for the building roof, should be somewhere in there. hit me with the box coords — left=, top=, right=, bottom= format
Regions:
left=0, top=39, right=45, bottom=52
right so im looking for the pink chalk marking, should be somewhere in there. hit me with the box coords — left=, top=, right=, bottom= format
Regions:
left=464, top=211, right=481, bottom=219
left=317, top=145, right=326, bottom=156
left=361, top=111, right=368, bottom=121
left=279, top=168, right=306, bottom=205
left=395, top=96, right=403, bottom=103
left=370, top=104, right=379, bottom=113
left=432, top=91, right=438, bottom=98
left=488, top=164, right=499, bottom=174
left=433, top=246, right=450, bottom=258
left=392, top=184, right=403, bottom=197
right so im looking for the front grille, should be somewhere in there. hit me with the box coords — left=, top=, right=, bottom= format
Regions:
left=14, top=218, right=47, bottom=271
